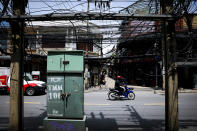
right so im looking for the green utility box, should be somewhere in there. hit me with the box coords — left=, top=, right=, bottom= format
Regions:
left=47, top=73, right=84, bottom=118
left=47, top=51, right=84, bottom=72
left=44, top=50, right=85, bottom=131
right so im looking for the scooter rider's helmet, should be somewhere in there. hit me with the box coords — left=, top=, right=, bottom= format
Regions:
left=117, top=76, right=121, bottom=79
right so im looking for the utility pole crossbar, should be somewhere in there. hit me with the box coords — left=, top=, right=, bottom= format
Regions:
left=0, top=13, right=177, bottom=21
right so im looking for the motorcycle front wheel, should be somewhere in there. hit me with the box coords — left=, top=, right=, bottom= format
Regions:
left=128, top=92, right=135, bottom=100
left=108, top=91, right=117, bottom=100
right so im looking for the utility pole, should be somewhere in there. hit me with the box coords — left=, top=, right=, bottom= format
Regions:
left=9, top=0, right=26, bottom=131
left=161, top=0, right=179, bottom=131
left=86, top=0, right=90, bottom=56
left=161, top=0, right=166, bottom=91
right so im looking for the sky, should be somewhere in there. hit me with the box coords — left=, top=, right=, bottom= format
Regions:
left=26, top=0, right=136, bottom=56
left=1, top=1, right=197, bottom=55
left=28, top=0, right=135, bottom=14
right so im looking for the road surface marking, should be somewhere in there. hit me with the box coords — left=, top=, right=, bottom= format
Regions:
left=118, top=127, right=143, bottom=130
left=84, top=103, right=111, bottom=106
left=24, top=102, right=40, bottom=104
left=144, top=103, right=164, bottom=106
left=6, top=101, right=40, bottom=104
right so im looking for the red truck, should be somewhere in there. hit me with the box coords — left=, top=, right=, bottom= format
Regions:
left=0, top=74, right=46, bottom=96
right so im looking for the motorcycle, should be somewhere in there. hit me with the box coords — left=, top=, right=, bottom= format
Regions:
left=108, top=85, right=135, bottom=100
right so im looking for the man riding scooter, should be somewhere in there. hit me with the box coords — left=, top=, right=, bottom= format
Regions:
left=115, top=75, right=126, bottom=96
left=108, top=75, right=135, bottom=100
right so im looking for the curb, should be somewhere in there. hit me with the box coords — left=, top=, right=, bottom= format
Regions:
left=85, top=85, right=108, bottom=93
left=84, top=85, right=154, bottom=93
left=127, top=85, right=154, bottom=91
left=154, top=89, right=197, bottom=95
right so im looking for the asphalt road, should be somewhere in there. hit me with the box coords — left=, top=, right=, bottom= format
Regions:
left=0, top=89, right=197, bottom=131
left=0, top=93, right=46, bottom=131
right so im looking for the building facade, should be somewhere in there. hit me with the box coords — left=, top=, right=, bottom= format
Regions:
left=0, top=20, right=104, bottom=87
left=114, top=15, right=197, bottom=89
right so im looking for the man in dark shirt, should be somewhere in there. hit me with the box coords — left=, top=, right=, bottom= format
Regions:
left=115, top=76, right=125, bottom=95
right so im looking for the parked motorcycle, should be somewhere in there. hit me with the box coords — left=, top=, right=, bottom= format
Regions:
left=108, top=85, right=135, bottom=100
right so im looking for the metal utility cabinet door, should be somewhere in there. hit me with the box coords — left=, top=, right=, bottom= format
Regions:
left=47, top=51, right=83, bottom=72
left=47, top=51, right=84, bottom=119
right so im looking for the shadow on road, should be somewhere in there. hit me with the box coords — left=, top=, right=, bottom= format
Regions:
left=86, top=112, right=118, bottom=131
left=86, top=105, right=164, bottom=131
left=106, top=98, right=133, bottom=101
left=125, top=105, right=164, bottom=131
left=0, top=117, right=9, bottom=131
left=86, top=105, right=197, bottom=131
left=0, top=111, right=46, bottom=131
left=0, top=105, right=197, bottom=131
left=24, top=111, right=47, bottom=131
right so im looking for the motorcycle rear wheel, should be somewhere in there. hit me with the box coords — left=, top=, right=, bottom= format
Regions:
left=128, top=92, right=135, bottom=100
left=108, top=92, right=117, bottom=100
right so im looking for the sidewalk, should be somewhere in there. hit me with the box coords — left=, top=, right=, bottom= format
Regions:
left=85, top=76, right=154, bottom=93
left=85, top=76, right=114, bottom=93
left=154, top=88, right=197, bottom=95
left=85, top=76, right=197, bottom=93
